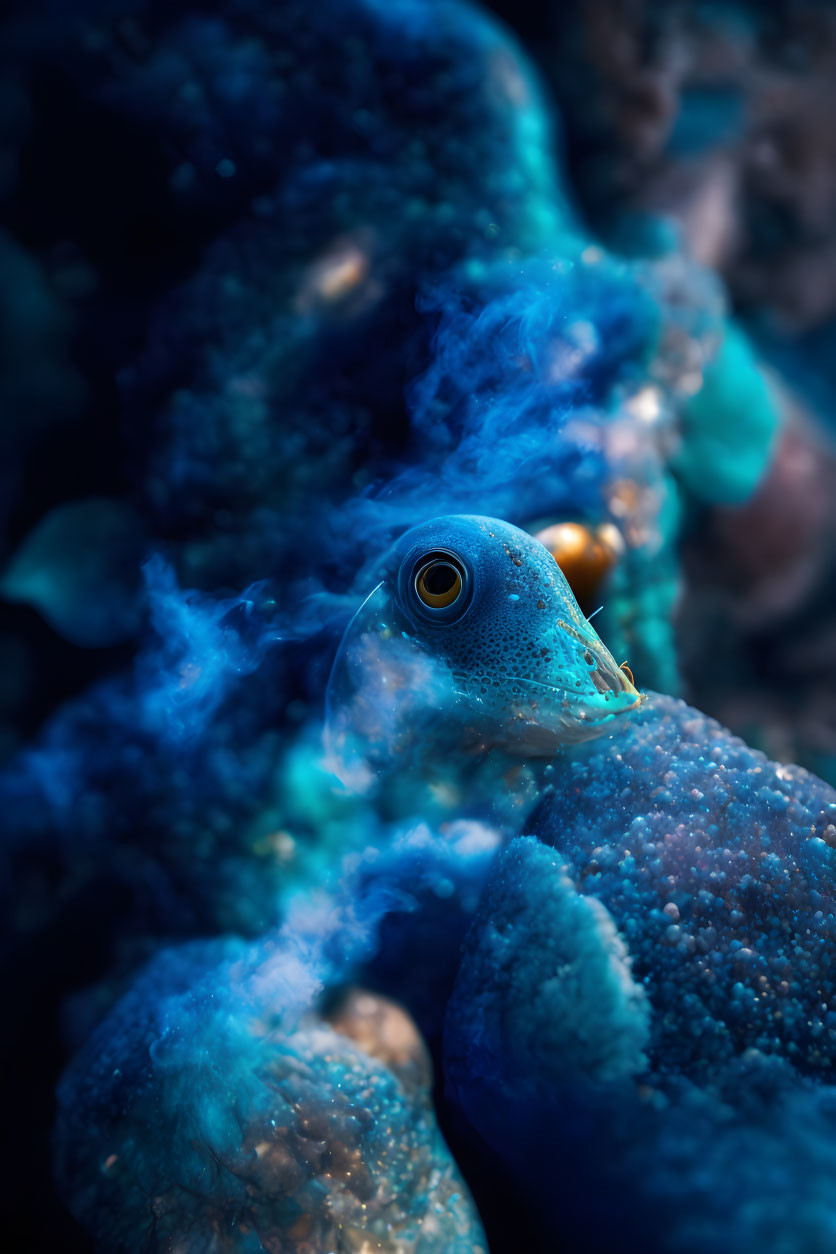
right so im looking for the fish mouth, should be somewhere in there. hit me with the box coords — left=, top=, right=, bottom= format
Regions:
left=448, top=609, right=644, bottom=753
left=453, top=654, right=642, bottom=753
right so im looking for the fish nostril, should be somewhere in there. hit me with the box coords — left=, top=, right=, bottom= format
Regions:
left=585, top=650, right=634, bottom=696
left=591, top=667, right=621, bottom=695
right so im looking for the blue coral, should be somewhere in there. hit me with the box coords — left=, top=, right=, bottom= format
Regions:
left=530, top=693, right=836, bottom=1078
left=443, top=694, right=836, bottom=1252
left=55, top=936, right=487, bottom=1254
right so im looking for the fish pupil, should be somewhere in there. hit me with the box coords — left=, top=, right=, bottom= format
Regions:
left=425, top=563, right=457, bottom=595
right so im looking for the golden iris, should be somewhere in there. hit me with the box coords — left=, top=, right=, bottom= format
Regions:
left=415, top=558, right=463, bottom=609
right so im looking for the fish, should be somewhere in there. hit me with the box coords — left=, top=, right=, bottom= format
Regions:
left=325, top=514, right=640, bottom=786
left=329, top=512, right=836, bottom=1252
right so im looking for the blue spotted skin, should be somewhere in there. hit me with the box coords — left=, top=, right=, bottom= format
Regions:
left=528, top=693, right=836, bottom=1080
left=328, top=515, right=641, bottom=773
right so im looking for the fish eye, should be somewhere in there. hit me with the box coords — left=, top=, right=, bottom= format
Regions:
left=408, top=550, right=470, bottom=620
left=415, top=556, right=463, bottom=608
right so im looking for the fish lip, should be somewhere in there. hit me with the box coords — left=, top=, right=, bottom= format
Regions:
left=456, top=656, right=643, bottom=716
left=452, top=667, right=643, bottom=751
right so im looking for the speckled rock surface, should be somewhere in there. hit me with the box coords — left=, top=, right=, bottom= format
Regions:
left=529, top=691, right=836, bottom=1079
left=55, top=941, right=486, bottom=1254
left=443, top=692, right=836, bottom=1253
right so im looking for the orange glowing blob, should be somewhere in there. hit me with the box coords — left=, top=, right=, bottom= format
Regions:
left=534, top=521, right=623, bottom=610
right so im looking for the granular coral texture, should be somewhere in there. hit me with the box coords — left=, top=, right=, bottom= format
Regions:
left=529, top=692, right=836, bottom=1080
left=444, top=836, right=650, bottom=1097
left=442, top=705, right=836, bottom=1254
left=55, top=940, right=487, bottom=1254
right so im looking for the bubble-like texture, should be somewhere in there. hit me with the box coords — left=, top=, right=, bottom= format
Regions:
left=530, top=692, right=836, bottom=1079
left=443, top=702, right=836, bottom=1253
left=445, top=836, right=650, bottom=1097
left=55, top=938, right=487, bottom=1254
